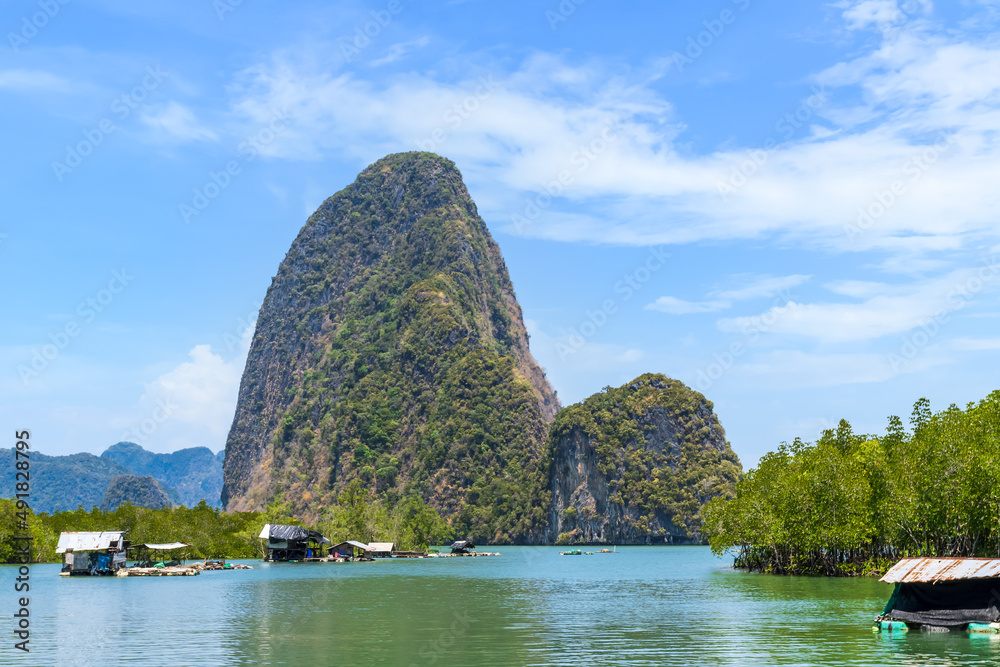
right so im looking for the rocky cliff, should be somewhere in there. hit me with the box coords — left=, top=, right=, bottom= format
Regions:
left=547, top=373, right=742, bottom=544
left=222, top=152, right=559, bottom=541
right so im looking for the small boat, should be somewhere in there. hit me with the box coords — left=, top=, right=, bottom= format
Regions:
left=558, top=549, right=594, bottom=555
left=596, top=546, right=617, bottom=554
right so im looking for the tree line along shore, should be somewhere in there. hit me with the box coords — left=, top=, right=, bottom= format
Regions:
left=703, top=391, right=1000, bottom=576
left=1, top=480, right=450, bottom=563
left=8, top=390, right=997, bottom=574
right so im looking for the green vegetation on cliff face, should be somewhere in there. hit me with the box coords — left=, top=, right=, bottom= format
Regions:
left=703, top=392, right=1000, bottom=576
left=223, top=152, right=559, bottom=542
left=547, top=374, right=742, bottom=545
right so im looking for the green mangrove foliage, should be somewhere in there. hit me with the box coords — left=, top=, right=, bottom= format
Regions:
left=1, top=492, right=452, bottom=564
left=703, top=391, right=1000, bottom=576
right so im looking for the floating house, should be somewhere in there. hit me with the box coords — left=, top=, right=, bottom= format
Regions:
left=329, top=540, right=371, bottom=559
left=258, top=524, right=331, bottom=561
left=57, top=531, right=130, bottom=576
left=874, top=557, right=1000, bottom=633
left=368, top=542, right=395, bottom=559
left=449, top=540, right=475, bottom=554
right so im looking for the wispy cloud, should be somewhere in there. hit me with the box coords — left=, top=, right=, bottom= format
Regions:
left=715, top=274, right=811, bottom=301
left=0, top=69, right=74, bottom=93
left=219, top=9, right=1000, bottom=264
left=646, top=297, right=730, bottom=315
left=141, top=101, right=218, bottom=143
left=952, top=337, right=1000, bottom=351
left=370, top=37, right=430, bottom=67
left=647, top=274, right=809, bottom=315
left=740, top=349, right=947, bottom=388
left=718, top=267, right=998, bottom=343
left=838, top=0, right=932, bottom=31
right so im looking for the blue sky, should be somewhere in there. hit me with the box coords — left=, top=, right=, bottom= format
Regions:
left=3, top=0, right=999, bottom=469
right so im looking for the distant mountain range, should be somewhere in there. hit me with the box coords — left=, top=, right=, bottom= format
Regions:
left=100, top=474, right=174, bottom=511
left=102, top=442, right=224, bottom=508
left=1, top=442, right=223, bottom=513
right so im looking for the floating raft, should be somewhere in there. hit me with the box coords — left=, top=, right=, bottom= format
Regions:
left=874, top=620, right=1000, bottom=634
left=117, top=566, right=199, bottom=577
left=190, top=561, right=253, bottom=571
left=435, top=552, right=501, bottom=557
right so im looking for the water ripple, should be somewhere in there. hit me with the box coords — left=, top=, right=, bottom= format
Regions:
left=17, top=548, right=1000, bottom=666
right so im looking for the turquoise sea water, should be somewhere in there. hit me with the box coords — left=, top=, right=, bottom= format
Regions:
left=10, top=547, right=1000, bottom=665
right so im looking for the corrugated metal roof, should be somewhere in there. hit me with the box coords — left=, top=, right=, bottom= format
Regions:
left=880, top=558, right=1000, bottom=584
left=368, top=542, right=394, bottom=552
left=331, top=540, right=369, bottom=550
left=56, top=531, right=127, bottom=553
left=140, top=543, right=189, bottom=550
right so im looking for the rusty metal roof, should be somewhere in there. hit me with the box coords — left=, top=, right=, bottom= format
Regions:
left=880, top=558, right=1000, bottom=584
left=56, top=531, right=127, bottom=553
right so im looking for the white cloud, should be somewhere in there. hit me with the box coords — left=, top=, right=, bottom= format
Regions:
left=824, top=279, right=905, bottom=298
left=219, top=12, right=1000, bottom=259
left=840, top=1, right=908, bottom=31
left=647, top=275, right=809, bottom=316
left=718, top=267, right=1000, bottom=343
left=646, top=296, right=730, bottom=315
left=141, top=101, right=219, bottom=143
left=714, top=274, right=811, bottom=301
left=740, top=349, right=946, bottom=388
left=112, top=324, right=253, bottom=452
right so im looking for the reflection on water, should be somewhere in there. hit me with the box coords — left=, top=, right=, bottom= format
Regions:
left=18, top=548, right=1000, bottom=665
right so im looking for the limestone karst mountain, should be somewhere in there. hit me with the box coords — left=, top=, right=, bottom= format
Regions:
left=222, top=152, right=559, bottom=542
left=547, top=374, right=742, bottom=545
